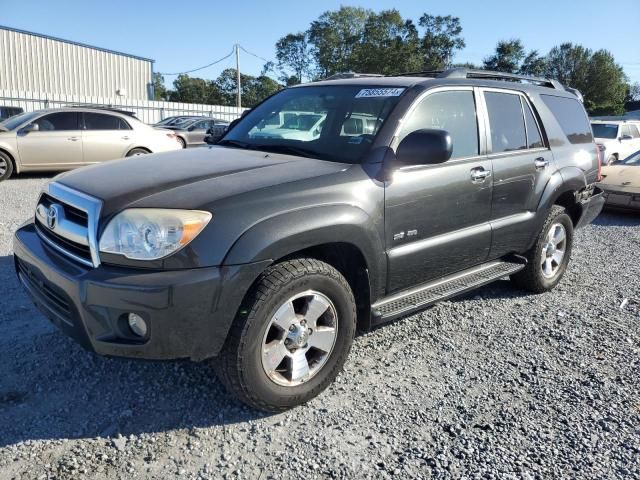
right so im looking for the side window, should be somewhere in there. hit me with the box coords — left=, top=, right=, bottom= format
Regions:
left=523, top=100, right=545, bottom=149
left=484, top=92, right=527, bottom=153
left=540, top=95, right=593, bottom=144
left=399, top=90, right=479, bottom=159
left=630, top=125, right=640, bottom=138
left=621, top=125, right=633, bottom=138
left=34, top=112, right=79, bottom=131
left=84, top=112, right=129, bottom=130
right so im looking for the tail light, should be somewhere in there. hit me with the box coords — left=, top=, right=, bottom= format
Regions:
left=595, top=144, right=604, bottom=181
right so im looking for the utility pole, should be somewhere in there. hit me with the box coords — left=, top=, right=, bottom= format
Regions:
left=235, top=43, right=242, bottom=109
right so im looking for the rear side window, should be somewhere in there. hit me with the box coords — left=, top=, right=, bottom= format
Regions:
left=541, top=95, right=593, bottom=144
left=523, top=100, right=544, bottom=149
left=84, top=112, right=130, bottom=130
left=630, top=125, right=640, bottom=138
left=400, top=90, right=479, bottom=159
left=484, top=92, right=527, bottom=153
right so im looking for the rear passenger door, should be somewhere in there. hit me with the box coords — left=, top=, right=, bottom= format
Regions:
left=385, top=87, right=493, bottom=292
left=480, top=89, right=553, bottom=258
left=81, top=112, right=132, bottom=163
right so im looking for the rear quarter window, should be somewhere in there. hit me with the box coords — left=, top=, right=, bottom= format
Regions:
left=540, top=94, right=593, bottom=144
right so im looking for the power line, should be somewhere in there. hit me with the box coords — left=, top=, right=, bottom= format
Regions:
left=158, top=48, right=235, bottom=76
left=238, top=45, right=274, bottom=65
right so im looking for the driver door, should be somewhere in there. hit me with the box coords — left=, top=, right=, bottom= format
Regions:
left=385, top=88, right=493, bottom=292
left=16, top=112, right=83, bottom=169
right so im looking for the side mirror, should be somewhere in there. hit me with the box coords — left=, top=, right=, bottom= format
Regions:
left=396, top=129, right=452, bottom=166
left=21, top=123, right=39, bottom=134
left=620, top=134, right=633, bottom=141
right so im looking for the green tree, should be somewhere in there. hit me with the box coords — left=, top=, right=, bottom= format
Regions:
left=274, top=33, right=312, bottom=84
left=483, top=39, right=526, bottom=73
left=545, top=43, right=591, bottom=87
left=214, top=68, right=282, bottom=108
left=352, top=9, right=422, bottom=74
left=152, top=72, right=168, bottom=100
left=519, top=50, right=547, bottom=77
left=307, top=6, right=371, bottom=77
left=418, top=14, right=465, bottom=70
left=168, top=74, right=224, bottom=105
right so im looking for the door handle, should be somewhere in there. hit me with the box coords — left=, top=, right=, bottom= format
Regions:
left=121, top=136, right=130, bottom=140
left=67, top=136, right=79, bottom=141
left=534, top=157, right=550, bottom=170
left=470, top=168, right=492, bottom=182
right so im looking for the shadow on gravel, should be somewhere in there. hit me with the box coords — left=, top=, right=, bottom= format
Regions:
left=0, top=254, right=272, bottom=448
left=592, top=210, right=640, bottom=227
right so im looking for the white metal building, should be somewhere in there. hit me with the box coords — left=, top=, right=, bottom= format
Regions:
left=0, top=25, right=154, bottom=100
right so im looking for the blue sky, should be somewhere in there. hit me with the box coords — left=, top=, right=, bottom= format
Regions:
left=3, top=0, right=639, bottom=84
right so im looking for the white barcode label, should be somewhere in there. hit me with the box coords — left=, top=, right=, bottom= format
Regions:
left=355, top=88, right=405, bottom=98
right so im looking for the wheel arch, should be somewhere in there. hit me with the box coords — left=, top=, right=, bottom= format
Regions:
left=537, top=167, right=587, bottom=226
left=127, top=146, right=151, bottom=156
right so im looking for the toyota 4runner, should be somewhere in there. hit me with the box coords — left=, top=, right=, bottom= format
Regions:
left=13, top=69, right=604, bottom=411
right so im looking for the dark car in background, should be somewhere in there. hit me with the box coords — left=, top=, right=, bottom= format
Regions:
left=204, top=120, right=230, bottom=145
left=153, top=115, right=206, bottom=128
left=0, top=106, right=24, bottom=121
left=163, top=117, right=229, bottom=148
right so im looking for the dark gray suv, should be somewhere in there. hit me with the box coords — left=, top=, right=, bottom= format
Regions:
left=13, top=69, right=604, bottom=411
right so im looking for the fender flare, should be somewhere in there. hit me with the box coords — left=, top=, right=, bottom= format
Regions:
left=222, top=204, right=386, bottom=297
left=537, top=166, right=587, bottom=214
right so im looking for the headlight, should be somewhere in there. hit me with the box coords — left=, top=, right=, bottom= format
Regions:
left=99, top=209, right=212, bottom=260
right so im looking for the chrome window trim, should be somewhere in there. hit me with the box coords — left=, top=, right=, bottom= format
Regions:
left=43, top=182, right=103, bottom=267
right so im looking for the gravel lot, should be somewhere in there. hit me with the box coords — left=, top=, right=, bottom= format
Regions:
left=0, top=175, right=638, bottom=480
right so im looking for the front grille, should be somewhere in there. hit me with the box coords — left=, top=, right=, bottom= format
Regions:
left=16, top=257, right=72, bottom=325
left=35, top=219, right=93, bottom=263
left=39, top=193, right=88, bottom=227
left=34, top=183, right=102, bottom=268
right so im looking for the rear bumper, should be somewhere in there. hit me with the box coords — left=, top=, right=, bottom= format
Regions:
left=601, top=188, right=640, bottom=212
left=13, top=223, right=269, bottom=361
left=575, top=186, right=606, bottom=228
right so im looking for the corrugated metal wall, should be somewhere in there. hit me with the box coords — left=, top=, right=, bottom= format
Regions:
left=0, top=27, right=153, bottom=100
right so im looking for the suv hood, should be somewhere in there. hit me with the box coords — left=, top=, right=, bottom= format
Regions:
left=55, top=146, right=349, bottom=217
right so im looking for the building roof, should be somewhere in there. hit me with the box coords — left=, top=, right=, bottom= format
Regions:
left=0, top=24, right=154, bottom=63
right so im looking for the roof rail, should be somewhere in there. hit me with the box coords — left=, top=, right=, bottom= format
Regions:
left=323, top=72, right=384, bottom=81
left=67, top=105, right=137, bottom=117
left=437, top=68, right=563, bottom=90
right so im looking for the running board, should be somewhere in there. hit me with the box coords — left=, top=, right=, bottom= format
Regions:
left=371, top=259, right=525, bottom=325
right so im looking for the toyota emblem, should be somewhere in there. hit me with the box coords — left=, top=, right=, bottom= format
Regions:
left=47, top=204, right=62, bottom=230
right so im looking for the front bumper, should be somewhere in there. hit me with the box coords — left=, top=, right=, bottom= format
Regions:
left=13, top=223, right=269, bottom=361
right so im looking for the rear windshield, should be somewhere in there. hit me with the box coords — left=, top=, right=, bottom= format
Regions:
left=591, top=123, right=618, bottom=139
left=541, top=95, right=593, bottom=144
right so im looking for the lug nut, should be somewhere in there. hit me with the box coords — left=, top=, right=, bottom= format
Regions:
left=289, top=325, right=296, bottom=332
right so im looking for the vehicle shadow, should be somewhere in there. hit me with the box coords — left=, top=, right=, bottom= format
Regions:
left=592, top=209, right=640, bottom=227
left=0, top=255, right=271, bottom=448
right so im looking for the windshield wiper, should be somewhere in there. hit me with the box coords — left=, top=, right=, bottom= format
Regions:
left=251, top=144, right=323, bottom=160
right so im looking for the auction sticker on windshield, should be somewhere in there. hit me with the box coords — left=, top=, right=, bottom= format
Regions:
left=355, top=88, right=405, bottom=98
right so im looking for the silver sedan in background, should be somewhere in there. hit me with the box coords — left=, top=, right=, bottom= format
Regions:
left=0, top=107, right=183, bottom=181
left=162, top=118, right=230, bottom=148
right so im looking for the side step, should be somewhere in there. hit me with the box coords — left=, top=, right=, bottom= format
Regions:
left=371, top=259, right=525, bottom=325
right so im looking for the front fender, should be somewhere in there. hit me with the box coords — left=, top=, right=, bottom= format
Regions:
left=223, top=204, right=386, bottom=298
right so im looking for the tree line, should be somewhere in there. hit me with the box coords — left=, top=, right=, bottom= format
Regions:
left=156, top=6, right=638, bottom=115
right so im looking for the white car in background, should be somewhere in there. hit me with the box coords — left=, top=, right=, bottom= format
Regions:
left=0, top=107, right=183, bottom=181
left=591, top=120, right=640, bottom=165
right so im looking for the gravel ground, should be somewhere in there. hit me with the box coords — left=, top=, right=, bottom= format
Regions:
left=0, top=175, right=639, bottom=480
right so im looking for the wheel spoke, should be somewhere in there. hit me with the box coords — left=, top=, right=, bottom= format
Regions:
left=553, top=227, right=566, bottom=245
left=290, top=351, right=310, bottom=381
left=262, top=341, right=288, bottom=372
left=271, top=301, right=297, bottom=331
left=307, top=326, right=336, bottom=353
left=543, top=258, right=553, bottom=276
left=552, top=250, right=564, bottom=264
left=304, top=294, right=330, bottom=328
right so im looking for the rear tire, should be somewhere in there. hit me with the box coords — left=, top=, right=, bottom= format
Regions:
left=510, top=205, right=574, bottom=293
left=214, top=258, right=356, bottom=412
left=126, top=148, right=149, bottom=157
left=177, top=137, right=187, bottom=149
left=0, top=151, right=14, bottom=181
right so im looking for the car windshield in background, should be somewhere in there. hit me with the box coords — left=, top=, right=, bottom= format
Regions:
left=221, top=85, right=404, bottom=163
left=0, top=111, right=40, bottom=130
left=591, top=123, right=618, bottom=139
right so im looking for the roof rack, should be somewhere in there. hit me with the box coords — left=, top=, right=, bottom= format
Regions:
left=394, top=68, right=563, bottom=90
left=67, top=104, right=137, bottom=117
left=323, top=72, right=384, bottom=81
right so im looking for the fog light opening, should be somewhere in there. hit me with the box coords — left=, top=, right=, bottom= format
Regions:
left=127, top=313, right=148, bottom=337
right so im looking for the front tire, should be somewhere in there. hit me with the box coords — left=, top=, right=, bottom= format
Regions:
left=510, top=205, right=574, bottom=293
left=214, top=258, right=356, bottom=412
left=0, top=151, right=14, bottom=181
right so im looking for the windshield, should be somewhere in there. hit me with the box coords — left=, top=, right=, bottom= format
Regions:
left=591, top=123, right=618, bottom=139
left=1, top=111, right=40, bottom=131
left=617, top=151, right=640, bottom=166
left=221, top=85, right=405, bottom=163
